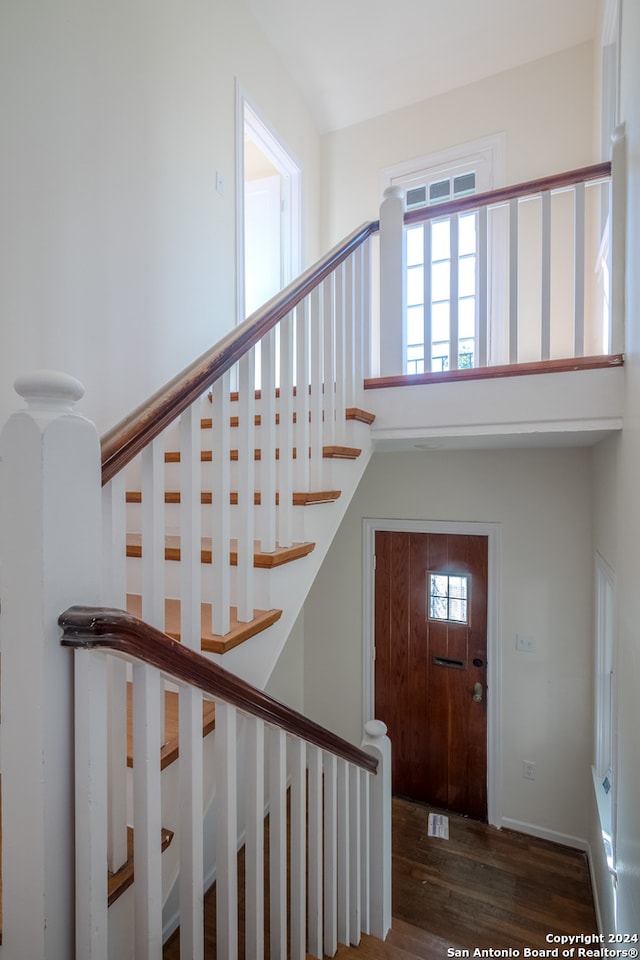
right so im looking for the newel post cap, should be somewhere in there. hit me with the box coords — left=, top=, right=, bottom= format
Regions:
left=364, top=718, right=388, bottom=739
left=382, top=185, right=404, bottom=202
left=14, top=370, right=85, bottom=412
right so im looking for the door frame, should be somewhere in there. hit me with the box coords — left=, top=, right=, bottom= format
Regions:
left=362, top=517, right=502, bottom=827
left=235, top=84, right=302, bottom=324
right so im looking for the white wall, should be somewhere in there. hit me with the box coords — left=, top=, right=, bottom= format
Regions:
left=303, top=447, right=594, bottom=843
left=320, top=42, right=596, bottom=247
left=0, top=0, right=320, bottom=433
left=589, top=0, right=640, bottom=935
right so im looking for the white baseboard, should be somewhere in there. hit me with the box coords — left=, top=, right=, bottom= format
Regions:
left=500, top=816, right=589, bottom=852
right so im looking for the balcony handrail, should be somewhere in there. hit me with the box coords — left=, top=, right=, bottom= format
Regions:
left=59, top=604, right=378, bottom=774
left=101, top=220, right=378, bottom=485
left=403, top=161, right=611, bottom=226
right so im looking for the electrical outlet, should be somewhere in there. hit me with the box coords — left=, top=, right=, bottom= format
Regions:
left=516, top=633, right=535, bottom=653
left=522, top=760, right=536, bottom=780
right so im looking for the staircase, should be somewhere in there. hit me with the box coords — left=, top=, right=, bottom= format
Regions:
left=0, top=160, right=623, bottom=959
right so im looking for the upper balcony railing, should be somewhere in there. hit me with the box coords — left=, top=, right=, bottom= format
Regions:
left=376, top=138, right=626, bottom=383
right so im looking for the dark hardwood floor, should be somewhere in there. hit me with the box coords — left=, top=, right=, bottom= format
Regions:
left=163, top=796, right=598, bottom=958
left=389, top=797, right=597, bottom=952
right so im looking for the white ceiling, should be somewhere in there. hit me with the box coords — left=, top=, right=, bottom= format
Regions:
left=247, top=0, right=598, bottom=132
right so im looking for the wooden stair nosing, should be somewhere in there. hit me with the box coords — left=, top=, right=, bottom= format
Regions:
left=200, top=407, right=375, bottom=429
left=164, top=445, right=361, bottom=463
left=126, top=593, right=282, bottom=655
left=125, top=489, right=342, bottom=506
left=125, top=533, right=315, bottom=568
left=108, top=825, right=173, bottom=908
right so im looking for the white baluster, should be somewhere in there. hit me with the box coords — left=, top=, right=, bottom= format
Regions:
left=75, top=650, right=109, bottom=960
left=337, top=758, right=351, bottom=945
left=334, top=262, right=346, bottom=445
left=361, top=720, right=392, bottom=942
left=295, top=299, right=310, bottom=492
left=307, top=746, right=324, bottom=959
left=216, top=702, right=238, bottom=960
left=610, top=123, right=626, bottom=355
left=323, top=752, right=338, bottom=957
left=212, top=373, right=231, bottom=636
left=278, top=312, right=295, bottom=548
left=477, top=206, right=488, bottom=368
left=132, top=661, right=164, bottom=960
left=354, top=244, right=366, bottom=399
left=237, top=350, right=256, bottom=621
left=349, top=763, right=362, bottom=944
left=309, top=285, right=324, bottom=490
left=245, top=715, right=265, bottom=960
left=102, top=474, right=129, bottom=875
left=322, top=275, right=336, bottom=485
left=541, top=190, right=552, bottom=361
left=107, top=655, right=128, bottom=874
left=343, top=254, right=356, bottom=429
left=290, top=737, right=307, bottom=960
left=362, top=237, right=372, bottom=382
left=260, top=328, right=277, bottom=553
left=360, top=768, right=371, bottom=936
left=141, top=436, right=165, bottom=630
left=269, top=726, right=288, bottom=957
left=574, top=181, right=586, bottom=357
left=179, top=406, right=204, bottom=960
left=509, top=198, right=519, bottom=363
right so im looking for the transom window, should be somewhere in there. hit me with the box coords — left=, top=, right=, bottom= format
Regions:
left=428, top=573, right=469, bottom=624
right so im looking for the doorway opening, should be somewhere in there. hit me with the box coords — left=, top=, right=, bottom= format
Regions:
left=363, top=518, right=501, bottom=827
left=236, top=93, right=302, bottom=324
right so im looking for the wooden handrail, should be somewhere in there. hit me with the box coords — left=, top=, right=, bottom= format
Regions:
left=404, top=161, right=611, bottom=226
left=101, top=220, right=378, bottom=485
left=59, top=604, right=378, bottom=774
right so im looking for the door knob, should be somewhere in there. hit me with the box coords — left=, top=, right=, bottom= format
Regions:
left=473, top=682, right=483, bottom=702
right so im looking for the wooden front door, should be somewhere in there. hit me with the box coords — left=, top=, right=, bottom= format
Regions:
left=374, top=531, right=488, bottom=820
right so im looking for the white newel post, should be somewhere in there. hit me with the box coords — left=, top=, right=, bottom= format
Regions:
left=361, top=719, right=392, bottom=942
left=0, top=371, right=102, bottom=960
left=379, top=185, right=406, bottom=377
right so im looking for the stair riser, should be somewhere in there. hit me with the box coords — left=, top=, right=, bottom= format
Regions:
left=125, top=500, right=307, bottom=542
left=126, top=558, right=274, bottom=611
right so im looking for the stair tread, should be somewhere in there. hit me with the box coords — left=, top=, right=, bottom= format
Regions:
left=125, top=682, right=216, bottom=771
left=125, top=533, right=315, bottom=568
left=126, top=593, right=282, bottom=655
left=126, top=489, right=342, bottom=506
left=200, top=407, right=375, bottom=428
left=164, top=445, right=361, bottom=462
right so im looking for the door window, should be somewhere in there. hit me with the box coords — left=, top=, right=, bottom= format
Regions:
left=428, top=572, right=469, bottom=623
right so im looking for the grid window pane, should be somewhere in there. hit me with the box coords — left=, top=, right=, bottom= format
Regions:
left=459, top=213, right=477, bottom=256
left=459, top=297, right=476, bottom=339
left=432, top=261, right=450, bottom=302
left=431, top=220, right=450, bottom=260
left=428, top=573, right=470, bottom=623
left=459, top=256, right=476, bottom=298
left=407, top=305, right=424, bottom=346
left=432, top=302, right=450, bottom=342
left=431, top=344, right=450, bottom=371
left=407, top=226, right=424, bottom=267
left=407, top=265, right=424, bottom=306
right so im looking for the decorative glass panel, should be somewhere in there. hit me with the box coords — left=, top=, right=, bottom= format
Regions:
left=428, top=573, right=469, bottom=623
left=429, top=179, right=451, bottom=204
